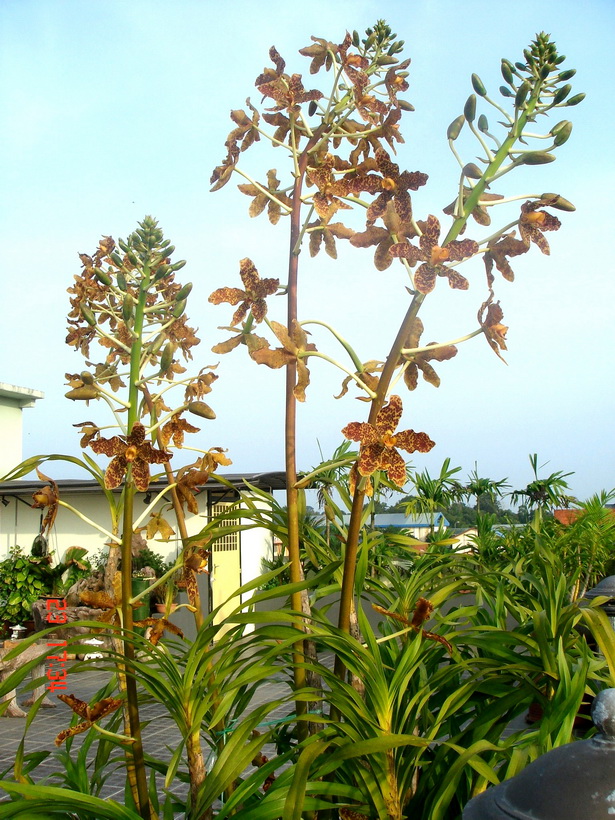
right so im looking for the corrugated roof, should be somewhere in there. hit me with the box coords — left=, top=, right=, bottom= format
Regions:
left=0, top=471, right=287, bottom=497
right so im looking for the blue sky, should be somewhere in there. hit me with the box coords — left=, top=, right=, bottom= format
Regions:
left=1, top=0, right=613, bottom=505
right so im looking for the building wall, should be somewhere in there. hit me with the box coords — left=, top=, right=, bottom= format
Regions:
left=0, top=403, right=23, bottom=478
left=0, top=487, right=272, bottom=612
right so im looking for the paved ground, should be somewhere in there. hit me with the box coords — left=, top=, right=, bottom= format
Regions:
left=0, top=657, right=293, bottom=812
left=0, top=648, right=532, bottom=815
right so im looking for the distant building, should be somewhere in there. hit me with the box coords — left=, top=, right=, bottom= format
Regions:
left=343, top=512, right=450, bottom=540
left=0, top=383, right=44, bottom=477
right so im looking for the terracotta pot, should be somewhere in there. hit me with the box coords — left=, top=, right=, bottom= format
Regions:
left=154, top=603, right=178, bottom=614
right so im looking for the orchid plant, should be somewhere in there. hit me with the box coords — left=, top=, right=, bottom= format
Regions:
left=208, top=22, right=582, bottom=687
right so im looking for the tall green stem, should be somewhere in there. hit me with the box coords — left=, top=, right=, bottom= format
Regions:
left=286, top=135, right=309, bottom=728
left=334, top=293, right=424, bottom=681
left=120, top=274, right=152, bottom=820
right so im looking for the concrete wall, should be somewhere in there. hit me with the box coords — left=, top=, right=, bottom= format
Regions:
left=0, top=403, right=24, bottom=478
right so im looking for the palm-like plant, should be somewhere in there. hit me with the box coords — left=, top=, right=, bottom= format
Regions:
left=511, top=454, right=575, bottom=526
left=405, top=458, right=465, bottom=534
left=464, top=465, right=510, bottom=518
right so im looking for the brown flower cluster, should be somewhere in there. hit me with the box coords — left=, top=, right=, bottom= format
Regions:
left=209, top=258, right=279, bottom=327
left=342, top=395, right=434, bottom=494
left=90, top=422, right=171, bottom=492
left=390, top=215, right=478, bottom=293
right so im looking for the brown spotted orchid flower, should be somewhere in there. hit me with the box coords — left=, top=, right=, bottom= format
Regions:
left=73, top=421, right=101, bottom=448
left=298, top=35, right=338, bottom=74
left=55, top=694, right=123, bottom=746
left=372, top=599, right=452, bottom=652
left=350, top=201, right=417, bottom=271
left=159, top=413, right=200, bottom=449
left=335, top=359, right=383, bottom=402
left=90, top=422, right=171, bottom=492
left=365, top=148, right=427, bottom=225
left=255, top=47, right=323, bottom=114
left=175, top=449, right=233, bottom=515
left=483, top=232, right=529, bottom=285
left=209, top=258, right=279, bottom=327
left=31, top=469, right=60, bottom=536
left=184, top=367, right=219, bottom=401
left=384, top=59, right=411, bottom=106
left=166, top=315, right=201, bottom=359
left=400, top=317, right=458, bottom=390
left=342, top=395, right=434, bottom=493
left=308, top=211, right=356, bottom=259
left=237, top=169, right=291, bottom=224
left=390, top=214, right=478, bottom=293
left=306, top=153, right=354, bottom=219
left=211, top=327, right=269, bottom=357
left=479, top=297, right=508, bottom=361
left=443, top=188, right=504, bottom=227
left=251, top=320, right=317, bottom=402
left=134, top=616, right=184, bottom=646
left=519, top=199, right=561, bottom=252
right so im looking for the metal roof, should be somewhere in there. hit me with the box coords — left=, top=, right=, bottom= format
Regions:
left=0, top=471, right=287, bottom=497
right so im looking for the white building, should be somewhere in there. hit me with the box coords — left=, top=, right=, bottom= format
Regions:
left=0, top=382, right=283, bottom=632
left=0, top=383, right=44, bottom=477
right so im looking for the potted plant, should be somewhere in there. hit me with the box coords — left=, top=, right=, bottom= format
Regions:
left=151, top=565, right=179, bottom=614
left=131, top=568, right=155, bottom=622
left=0, top=546, right=49, bottom=635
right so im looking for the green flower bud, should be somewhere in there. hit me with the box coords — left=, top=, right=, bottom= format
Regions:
left=463, top=94, right=476, bottom=122
left=116, top=272, right=127, bottom=292
left=173, top=298, right=187, bottom=318
left=80, top=303, right=96, bottom=326
left=540, top=193, right=575, bottom=212
left=463, top=163, right=482, bottom=179
left=515, top=81, right=530, bottom=107
left=447, top=114, right=465, bottom=141
left=93, top=267, right=112, bottom=286
left=566, top=93, right=585, bottom=106
left=187, top=402, right=216, bottom=420
left=515, top=62, right=526, bottom=71
left=118, top=239, right=130, bottom=253
left=154, top=264, right=171, bottom=281
left=552, top=120, right=573, bottom=146
left=555, top=55, right=566, bottom=65
left=364, top=32, right=376, bottom=48
left=149, top=333, right=166, bottom=355
left=122, top=294, right=134, bottom=322
left=552, top=84, right=571, bottom=105
left=159, top=343, right=174, bottom=374
left=499, top=86, right=513, bottom=98
left=471, top=74, right=487, bottom=96
left=539, top=64, right=551, bottom=80
left=352, top=30, right=360, bottom=47
left=170, top=260, right=187, bottom=272
left=80, top=371, right=95, bottom=385
left=558, top=69, right=576, bottom=81
left=398, top=100, right=415, bottom=111
left=376, top=55, right=398, bottom=66
left=65, top=386, right=99, bottom=401
left=477, top=114, right=489, bottom=133
left=110, top=252, right=124, bottom=268
left=175, top=282, right=193, bottom=302
left=517, top=151, right=556, bottom=165
left=500, top=60, right=514, bottom=84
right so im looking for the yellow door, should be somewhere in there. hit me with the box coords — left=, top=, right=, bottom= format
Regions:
left=209, top=502, right=241, bottom=632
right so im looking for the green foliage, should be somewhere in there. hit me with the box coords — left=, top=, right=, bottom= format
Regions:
left=0, top=547, right=50, bottom=626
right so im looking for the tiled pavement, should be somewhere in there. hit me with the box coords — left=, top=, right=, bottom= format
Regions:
left=1, top=653, right=531, bottom=815
left=0, top=658, right=293, bottom=810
